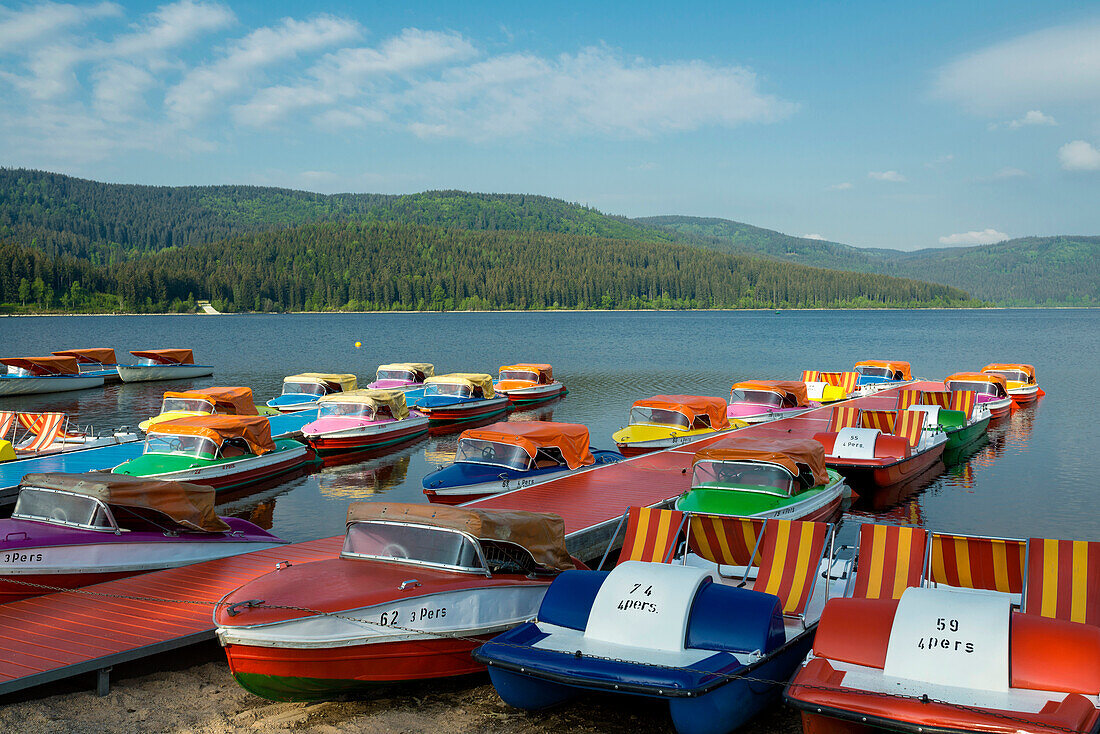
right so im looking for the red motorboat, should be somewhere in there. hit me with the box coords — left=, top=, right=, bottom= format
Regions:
left=814, top=406, right=947, bottom=487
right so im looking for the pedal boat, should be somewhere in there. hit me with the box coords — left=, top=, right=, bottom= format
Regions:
left=2, top=411, right=139, bottom=458
left=116, top=349, right=214, bottom=383
left=301, top=389, right=429, bottom=455
left=945, top=372, right=1014, bottom=419
left=51, top=348, right=122, bottom=384
left=675, top=437, right=845, bottom=521
left=494, top=364, right=566, bottom=406
left=814, top=406, right=947, bottom=487
left=215, top=502, right=578, bottom=701
left=423, top=421, right=622, bottom=505
left=0, top=356, right=104, bottom=396
left=613, top=395, right=745, bottom=456
left=366, top=362, right=434, bottom=392
left=267, top=373, right=357, bottom=412
left=0, top=472, right=284, bottom=603
left=786, top=529, right=1100, bottom=734
left=113, top=414, right=315, bottom=491
left=801, top=371, right=859, bottom=404
left=853, top=360, right=913, bottom=393
left=407, top=373, right=511, bottom=425
left=726, top=380, right=819, bottom=423
left=474, top=511, right=845, bottom=734
left=140, top=386, right=259, bottom=431
left=982, top=363, right=1042, bottom=406
left=897, top=389, right=991, bottom=450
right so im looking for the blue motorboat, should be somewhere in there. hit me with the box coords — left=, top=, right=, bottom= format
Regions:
left=852, top=359, right=912, bottom=388
left=474, top=510, right=842, bottom=734
left=406, top=373, right=511, bottom=425
left=422, top=421, right=622, bottom=504
left=266, top=373, right=358, bottom=412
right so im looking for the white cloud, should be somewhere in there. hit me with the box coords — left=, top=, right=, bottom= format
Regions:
left=92, top=62, right=155, bottom=120
left=992, top=166, right=1027, bottom=179
left=826, top=182, right=853, bottom=190
left=934, top=21, right=1100, bottom=113
left=107, top=0, right=234, bottom=59
left=803, top=233, right=826, bottom=240
left=1059, top=140, right=1100, bottom=170
left=0, top=1, right=120, bottom=49
left=925, top=153, right=954, bottom=168
left=938, top=228, right=1009, bottom=246
left=868, top=170, right=906, bottom=182
left=1008, top=109, right=1057, bottom=128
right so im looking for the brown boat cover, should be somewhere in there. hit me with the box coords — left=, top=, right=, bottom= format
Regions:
left=51, top=348, right=117, bottom=365
left=632, top=394, right=730, bottom=430
left=148, top=414, right=275, bottom=455
left=21, top=472, right=230, bottom=533
left=854, top=360, right=912, bottom=380
left=0, top=356, right=80, bottom=375
left=946, top=371, right=1009, bottom=396
left=732, top=380, right=811, bottom=406
left=694, top=436, right=830, bottom=486
left=499, top=364, right=554, bottom=383
left=981, top=363, right=1036, bottom=383
left=346, top=502, right=574, bottom=571
left=130, top=349, right=195, bottom=365
left=461, top=421, right=594, bottom=469
left=163, top=386, right=258, bottom=415
left=426, top=373, right=496, bottom=398
left=319, top=389, right=410, bottom=419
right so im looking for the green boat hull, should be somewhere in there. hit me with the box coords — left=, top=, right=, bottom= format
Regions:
left=675, top=469, right=845, bottom=519
left=113, top=438, right=316, bottom=491
left=944, top=415, right=990, bottom=450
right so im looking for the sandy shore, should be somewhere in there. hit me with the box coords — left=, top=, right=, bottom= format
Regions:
left=0, top=642, right=802, bottom=733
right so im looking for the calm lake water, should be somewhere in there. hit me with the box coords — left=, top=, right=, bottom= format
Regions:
left=1, top=309, right=1095, bottom=547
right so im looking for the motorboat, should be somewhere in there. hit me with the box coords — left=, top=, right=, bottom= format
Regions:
left=474, top=508, right=845, bottom=734
left=726, top=380, right=819, bottom=423
left=113, top=414, right=315, bottom=491
left=612, top=395, right=744, bottom=456
left=494, top=364, right=566, bottom=406
left=786, top=524, right=1100, bottom=734
left=139, top=386, right=259, bottom=431
left=982, top=363, right=1043, bottom=405
left=422, top=421, right=622, bottom=505
left=116, top=349, right=214, bottom=383
left=266, top=373, right=358, bottom=413
left=675, top=436, right=845, bottom=521
left=51, top=348, right=122, bottom=384
left=813, top=405, right=947, bottom=487
left=944, top=372, right=1014, bottom=419
left=366, top=362, right=434, bottom=391
left=215, top=502, right=579, bottom=701
left=301, top=389, right=429, bottom=455
left=853, top=360, right=913, bottom=392
left=800, top=371, right=858, bottom=404
left=0, top=356, right=104, bottom=396
left=0, top=472, right=285, bottom=603
left=898, top=388, right=990, bottom=450
left=407, top=373, right=511, bottom=425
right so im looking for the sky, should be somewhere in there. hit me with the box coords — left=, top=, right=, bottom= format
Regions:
left=1, top=1, right=1099, bottom=250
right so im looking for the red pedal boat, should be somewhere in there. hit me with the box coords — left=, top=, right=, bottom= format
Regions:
left=814, top=406, right=947, bottom=487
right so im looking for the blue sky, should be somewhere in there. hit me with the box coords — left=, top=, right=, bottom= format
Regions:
left=1, top=1, right=1099, bottom=249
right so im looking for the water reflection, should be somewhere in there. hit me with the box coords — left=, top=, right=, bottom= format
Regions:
left=317, top=444, right=417, bottom=499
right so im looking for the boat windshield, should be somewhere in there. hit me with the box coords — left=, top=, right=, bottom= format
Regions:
left=985, top=370, right=1030, bottom=383
left=342, top=521, right=484, bottom=571
left=455, top=438, right=533, bottom=470
left=160, top=398, right=214, bottom=413
left=950, top=381, right=1006, bottom=398
left=857, top=366, right=894, bottom=378
left=137, top=357, right=163, bottom=366
left=375, top=369, right=416, bottom=382
left=729, top=389, right=784, bottom=407
left=143, top=434, right=219, bottom=459
left=691, top=461, right=797, bottom=495
left=3, top=366, right=33, bottom=377
left=425, top=382, right=473, bottom=398
left=13, top=488, right=116, bottom=531
left=282, top=381, right=326, bottom=396
left=317, top=402, right=375, bottom=419
left=629, top=406, right=690, bottom=430
left=499, top=370, right=539, bottom=383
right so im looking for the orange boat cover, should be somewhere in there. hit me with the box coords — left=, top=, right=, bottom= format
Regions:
left=499, top=364, right=554, bottom=383
left=130, top=349, right=195, bottom=365
left=148, top=414, right=274, bottom=455
left=732, top=380, right=811, bottom=407
left=345, top=502, right=574, bottom=571
left=21, top=472, right=230, bottom=533
left=633, top=394, right=730, bottom=430
left=694, top=435, right=830, bottom=486
left=854, top=360, right=912, bottom=380
left=461, top=421, right=593, bottom=470
left=51, top=348, right=117, bottom=365
left=946, top=372, right=1008, bottom=391
left=162, top=386, right=258, bottom=415
left=0, top=356, right=80, bottom=375
left=982, top=363, right=1036, bottom=383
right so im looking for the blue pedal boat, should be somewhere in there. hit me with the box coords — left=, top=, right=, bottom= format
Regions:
left=474, top=508, right=843, bottom=734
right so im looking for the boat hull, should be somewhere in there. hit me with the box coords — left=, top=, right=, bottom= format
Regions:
left=0, top=375, right=104, bottom=396
left=944, top=415, right=990, bottom=450
left=113, top=443, right=315, bottom=491
left=416, top=397, right=511, bottom=425
left=1008, top=385, right=1040, bottom=406
left=305, top=417, right=430, bottom=455
left=116, top=364, right=215, bottom=383
left=828, top=443, right=946, bottom=488
left=495, top=383, right=566, bottom=406
left=725, top=406, right=815, bottom=424
left=615, top=426, right=743, bottom=456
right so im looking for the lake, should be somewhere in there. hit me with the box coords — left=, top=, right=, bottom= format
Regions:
left=1, top=309, right=1095, bottom=547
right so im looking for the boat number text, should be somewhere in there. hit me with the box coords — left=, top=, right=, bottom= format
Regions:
left=840, top=439, right=865, bottom=450
left=617, top=583, right=658, bottom=613
left=3, top=552, right=43, bottom=563
left=501, top=478, right=537, bottom=489
left=377, top=606, right=447, bottom=626
left=916, top=617, right=974, bottom=653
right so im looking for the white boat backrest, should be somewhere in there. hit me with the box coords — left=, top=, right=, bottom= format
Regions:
left=832, top=427, right=879, bottom=459
left=584, top=561, right=710, bottom=653
left=905, top=405, right=939, bottom=429
left=883, top=586, right=1011, bottom=692
left=803, top=382, right=828, bottom=401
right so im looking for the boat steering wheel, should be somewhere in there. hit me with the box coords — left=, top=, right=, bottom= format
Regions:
left=382, top=542, right=410, bottom=559
left=481, top=446, right=497, bottom=462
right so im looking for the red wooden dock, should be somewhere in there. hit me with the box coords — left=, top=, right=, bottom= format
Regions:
left=0, top=382, right=935, bottom=697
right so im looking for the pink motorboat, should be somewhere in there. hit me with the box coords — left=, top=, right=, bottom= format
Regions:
left=726, top=380, right=820, bottom=424
left=366, top=362, right=434, bottom=392
left=301, top=389, right=429, bottom=455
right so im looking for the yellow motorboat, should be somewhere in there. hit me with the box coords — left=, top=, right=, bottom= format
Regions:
left=612, top=395, right=746, bottom=456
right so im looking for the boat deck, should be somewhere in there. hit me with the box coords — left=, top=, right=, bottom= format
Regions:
left=0, top=382, right=935, bottom=697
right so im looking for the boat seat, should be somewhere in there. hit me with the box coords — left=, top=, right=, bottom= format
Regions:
left=1011, top=612, right=1100, bottom=694
left=614, top=506, right=686, bottom=566
left=687, top=514, right=765, bottom=569
left=827, top=406, right=861, bottom=432
left=851, top=524, right=928, bottom=600
left=536, top=569, right=609, bottom=631
left=752, top=519, right=831, bottom=619
left=934, top=408, right=967, bottom=430
left=950, top=389, right=976, bottom=417
left=921, top=391, right=952, bottom=408
left=220, top=439, right=250, bottom=458
left=685, top=582, right=784, bottom=655
left=928, top=532, right=1026, bottom=595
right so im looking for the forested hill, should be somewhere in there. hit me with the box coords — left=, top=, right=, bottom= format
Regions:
left=640, top=216, right=1099, bottom=306
left=1, top=221, right=979, bottom=313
